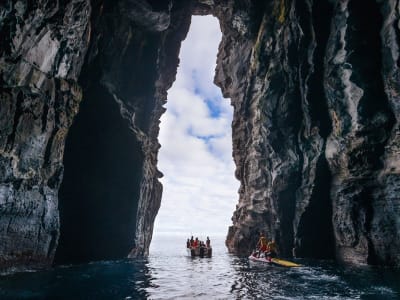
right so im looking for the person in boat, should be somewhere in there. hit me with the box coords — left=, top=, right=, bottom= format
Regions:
left=206, top=236, right=211, bottom=248
left=256, top=231, right=268, bottom=257
left=186, top=238, right=191, bottom=248
left=193, top=237, right=199, bottom=248
left=190, top=236, right=194, bottom=247
left=266, top=240, right=278, bottom=259
left=199, top=242, right=205, bottom=257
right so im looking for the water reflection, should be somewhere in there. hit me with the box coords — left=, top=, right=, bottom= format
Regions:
left=146, top=235, right=400, bottom=299
left=0, top=236, right=399, bottom=299
left=0, top=259, right=153, bottom=299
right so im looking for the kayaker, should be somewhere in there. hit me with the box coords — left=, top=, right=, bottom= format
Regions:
left=256, top=232, right=268, bottom=257
left=266, top=240, right=278, bottom=258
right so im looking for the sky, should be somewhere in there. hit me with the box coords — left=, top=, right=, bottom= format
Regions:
left=152, top=16, right=240, bottom=239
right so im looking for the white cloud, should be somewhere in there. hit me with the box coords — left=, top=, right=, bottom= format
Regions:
left=153, top=16, right=239, bottom=238
left=173, top=16, right=223, bottom=100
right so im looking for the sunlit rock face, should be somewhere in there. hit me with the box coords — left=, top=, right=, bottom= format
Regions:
left=0, top=0, right=399, bottom=270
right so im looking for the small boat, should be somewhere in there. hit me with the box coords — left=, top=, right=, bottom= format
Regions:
left=187, top=246, right=212, bottom=258
left=249, top=253, right=301, bottom=267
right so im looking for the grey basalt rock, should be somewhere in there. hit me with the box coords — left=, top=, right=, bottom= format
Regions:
left=223, top=0, right=399, bottom=266
left=55, top=0, right=194, bottom=263
left=0, top=0, right=193, bottom=270
left=221, top=0, right=324, bottom=257
left=324, top=0, right=399, bottom=265
left=0, top=0, right=90, bottom=270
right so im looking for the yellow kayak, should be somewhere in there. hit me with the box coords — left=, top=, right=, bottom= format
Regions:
left=249, top=254, right=301, bottom=267
left=270, top=258, right=302, bottom=267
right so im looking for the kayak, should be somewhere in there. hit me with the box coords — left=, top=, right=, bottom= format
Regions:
left=270, top=258, right=302, bottom=267
left=248, top=254, right=301, bottom=267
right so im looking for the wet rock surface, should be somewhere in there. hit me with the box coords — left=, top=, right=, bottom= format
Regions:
left=222, top=0, right=400, bottom=266
left=0, top=0, right=90, bottom=270
left=0, top=0, right=399, bottom=270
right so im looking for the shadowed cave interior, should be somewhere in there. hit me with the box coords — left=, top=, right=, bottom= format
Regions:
left=54, top=82, right=143, bottom=264
left=54, top=0, right=164, bottom=264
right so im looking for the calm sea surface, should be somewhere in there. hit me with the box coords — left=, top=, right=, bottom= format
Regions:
left=0, top=235, right=399, bottom=299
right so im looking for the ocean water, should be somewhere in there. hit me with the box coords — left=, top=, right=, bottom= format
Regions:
left=0, top=235, right=399, bottom=299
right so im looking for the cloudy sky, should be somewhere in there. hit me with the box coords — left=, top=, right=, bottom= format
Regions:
left=152, top=16, right=239, bottom=238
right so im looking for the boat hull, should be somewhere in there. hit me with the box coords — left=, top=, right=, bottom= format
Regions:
left=187, top=247, right=212, bottom=258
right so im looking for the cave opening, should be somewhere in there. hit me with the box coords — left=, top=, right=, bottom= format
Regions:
left=151, top=15, right=239, bottom=242
left=54, top=81, right=144, bottom=265
left=296, top=155, right=335, bottom=259
left=55, top=0, right=168, bottom=264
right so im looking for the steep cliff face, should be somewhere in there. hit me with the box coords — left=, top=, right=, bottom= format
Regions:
left=0, top=0, right=90, bottom=270
left=0, top=0, right=399, bottom=271
left=0, top=0, right=192, bottom=269
left=325, top=0, right=399, bottom=265
left=221, top=0, right=400, bottom=266
left=55, top=0, right=193, bottom=264
left=216, top=0, right=336, bottom=259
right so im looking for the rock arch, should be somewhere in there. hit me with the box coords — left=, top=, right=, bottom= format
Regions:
left=0, top=0, right=399, bottom=269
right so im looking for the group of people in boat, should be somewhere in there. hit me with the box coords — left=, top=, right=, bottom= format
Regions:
left=253, top=231, right=278, bottom=260
left=186, top=236, right=211, bottom=249
left=186, top=236, right=212, bottom=257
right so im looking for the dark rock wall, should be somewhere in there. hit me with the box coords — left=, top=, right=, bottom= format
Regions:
left=0, top=0, right=399, bottom=270
left=0, top=0, right=90, bottom=270
left=324, top=0, right=399, bottom=265
left=56, top=0, right=193, bottom=263
left=216, top=0, right=332, bottom=257
left=0, top=0, right=192, bottom=269
left=223, top=0, right=400, bottom=266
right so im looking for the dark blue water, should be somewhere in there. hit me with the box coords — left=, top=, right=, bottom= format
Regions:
left=0, top=235, right=399, bottom=299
